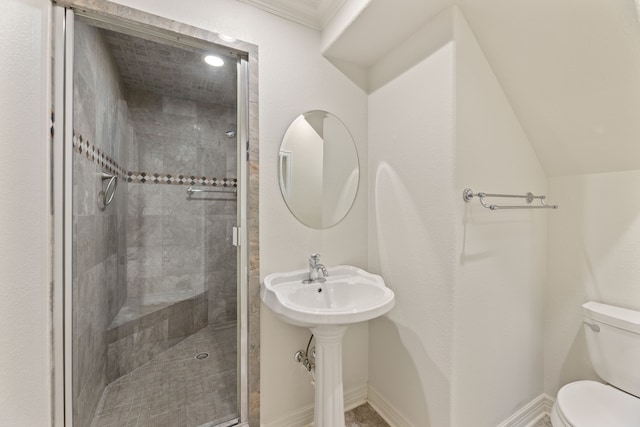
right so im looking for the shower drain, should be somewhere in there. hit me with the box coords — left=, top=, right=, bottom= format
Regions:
left=195, top=352, right=209, bottom=360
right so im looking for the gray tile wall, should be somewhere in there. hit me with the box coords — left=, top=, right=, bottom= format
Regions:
left=205, top=202, right=238, bottom=324
left=68, top=4, right=260, bottom=424
left=72, top=22, right=130, bottom=427
left=126, top=90, right=237, bottom=324
left=106, top=291, right=208, bottom=382
left=126, top=184, right=207, bottom=305
left=127, top=89, right=237, bottom=178
left=72, top=20, right=239, bottom=427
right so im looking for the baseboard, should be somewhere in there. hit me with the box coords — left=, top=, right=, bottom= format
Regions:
left=260, top=382, right=368, bottom=427
left=367, top=385, right=416, bottom=427
left=262, top=385, right=553, bottom=427
left=261, top=404, right=311, bottom=427
left=344, top=383, right=369, bottom=411
left=496, top=394, right=555, bottom=427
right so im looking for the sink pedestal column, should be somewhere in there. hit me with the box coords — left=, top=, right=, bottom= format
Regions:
left=310, top=325, right=348, bottom=427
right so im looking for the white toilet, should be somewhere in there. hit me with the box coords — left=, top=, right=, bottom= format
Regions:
left=551, top=301, right=640, bottom=426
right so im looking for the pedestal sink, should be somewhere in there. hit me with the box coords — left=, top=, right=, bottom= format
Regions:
left=261, top=265, right=395, bottom=427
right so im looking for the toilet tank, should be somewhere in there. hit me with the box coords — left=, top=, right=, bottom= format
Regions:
left=583, top=301, right=640, bottom=398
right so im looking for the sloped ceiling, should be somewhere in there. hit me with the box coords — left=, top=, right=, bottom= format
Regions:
left=458, top=0, right=640, bottom=177
left=241, top=0, right=640, bottom=177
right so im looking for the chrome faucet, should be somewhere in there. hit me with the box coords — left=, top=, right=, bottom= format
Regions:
left=302, top=253, right=328, bottom=284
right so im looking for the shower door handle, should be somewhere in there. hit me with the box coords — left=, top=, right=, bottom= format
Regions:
left=232, top=226, right=239, bottom=247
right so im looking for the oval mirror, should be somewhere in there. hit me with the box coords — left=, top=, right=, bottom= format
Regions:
left=278, top=110, right=359, bottom=229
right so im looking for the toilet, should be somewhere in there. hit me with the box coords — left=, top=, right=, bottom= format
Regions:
left=551, top=302, right=640, bottom=426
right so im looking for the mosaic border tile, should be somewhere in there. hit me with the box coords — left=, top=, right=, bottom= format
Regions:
left=127, top=172, right=237, bottom=187
left=73, top=131, right=126, bottom=177
left=73, top=130, right=237, bottom=187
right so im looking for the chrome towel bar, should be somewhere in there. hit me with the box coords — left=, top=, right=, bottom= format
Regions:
left=463, top=188, right=558, bottom=210
left=187, top=186, right=237, bottom=197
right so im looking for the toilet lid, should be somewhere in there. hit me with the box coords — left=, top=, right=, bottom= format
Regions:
left=557, top=380, right=640, bottom=426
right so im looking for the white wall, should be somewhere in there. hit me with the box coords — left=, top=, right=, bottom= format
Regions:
left=544, top=170, right=640, bottom=396
left=0, top=0, right=52, bottom=425
left=5, top=0, right=610, bottom=425
left=367, top=9, right=455, bottom=427
left=322, top=115, right=358, bottom=226
left=368, top=7, right=547, bottom=427
left=452, top=8, right=547, bottom=426
left=282, top=118, right=324, bottom=223
left=456, top=0, right=640, bottom=178
left=110, top=0, right=370, bottom=424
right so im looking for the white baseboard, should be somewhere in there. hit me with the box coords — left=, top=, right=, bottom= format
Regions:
left=261, top=403, right=311, bottom=427
left=496, top=394, right=555, bottom=427
left=260, top=382, right=368, bottom=427
left=367, top=385, right=416, bottom=427
left=368, top=386, right=554, bottom=427
left=344, top=383, right=369, bottom=411
left=262, top=386, right=554, bottom=427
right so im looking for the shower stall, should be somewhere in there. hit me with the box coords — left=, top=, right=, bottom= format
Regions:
left=52, top=4, right=253, bottom=427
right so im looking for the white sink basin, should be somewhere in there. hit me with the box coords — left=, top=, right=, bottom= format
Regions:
left=262, top=265, right=394, bottom=427
left=261, top=265, right=394, bottom=327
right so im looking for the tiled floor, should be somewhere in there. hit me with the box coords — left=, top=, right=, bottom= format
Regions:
left=344, top=405, right=552, bottom=427
left=91, top=321, right=552, bottom=427
left=345, top=403, right=390, bottom=427
left=91, top=323, right=237, bottom=427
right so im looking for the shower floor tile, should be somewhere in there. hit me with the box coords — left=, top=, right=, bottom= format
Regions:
left=91, top=323, right=237, bottom=427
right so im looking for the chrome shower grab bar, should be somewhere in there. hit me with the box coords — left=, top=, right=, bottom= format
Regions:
left=462, top=188, right=558, bottom=211
left=187, top=186, right=237, bottom=197
left=98, top=172, right=118, bottom=209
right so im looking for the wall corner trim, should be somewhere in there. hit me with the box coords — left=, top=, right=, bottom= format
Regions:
left=367, top=384, right=416, bottom=427
left=496, top=393, right=555, bottom=427
left=260, top=382, right=367, bottom=427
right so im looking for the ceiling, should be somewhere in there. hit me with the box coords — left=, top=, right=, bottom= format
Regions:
left=240, top=0, right=640, bottom=178
left=237, top=0, right=347, bottom=30
left=100, top=28, right=237, bottom=106
left=458, top=0, right=640, bottom=177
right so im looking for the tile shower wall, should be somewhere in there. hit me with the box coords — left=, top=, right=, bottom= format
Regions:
left=72, top=22, right=130, bottom=427
left=106, top=292, right=209, bottom=381
left=126, top=89, right=238, bottom=324
left=72, top=21, right=237, bottom=426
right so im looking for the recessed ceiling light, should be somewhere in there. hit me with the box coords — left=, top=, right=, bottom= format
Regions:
left=203, top=55, right=224, bottom=67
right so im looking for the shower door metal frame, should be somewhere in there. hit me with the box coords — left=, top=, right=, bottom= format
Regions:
left=51, top=5, right=254, bottom=426
left=51, top=7, right=76, bottom=426
left=236, top=56, right=250, bottom=425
